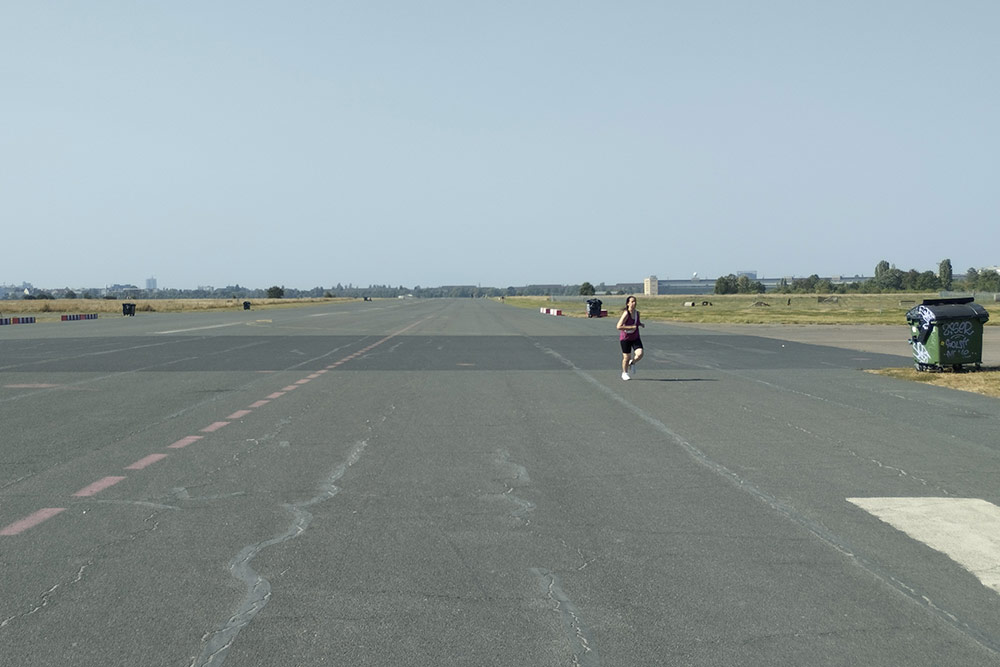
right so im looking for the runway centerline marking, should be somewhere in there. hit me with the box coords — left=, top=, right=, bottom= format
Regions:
left=125, top=454, right=168, bottom=470
left=73, top=476, right=126, bottom=497
left=0, top=508, right=66, bottom=536
left=201, top=421, right=230, bottom=433
left=1, top=315, right=433, bottom=537
left=168, top=435, right=203, bottom=449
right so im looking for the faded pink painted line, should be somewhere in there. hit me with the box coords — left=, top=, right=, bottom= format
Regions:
left=323, top=319, right=427, bottom=371
left=3, top=317, right=433, bottom=538
left=73, top=476, right=126, bottom=497
left=294, top=378, right=311, bottom=385
left=227, top=409, right=253, bottom=419
left=0, top=508, right=67, bottom=536
left=125, top=453, right=168, bottom=470
left=168, top=435, right=203, bottom=449
left=201, top=421, right=230, bottom=433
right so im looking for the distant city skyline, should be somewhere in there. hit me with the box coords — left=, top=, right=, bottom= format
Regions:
left=8, top=261, right=1000, bottom=295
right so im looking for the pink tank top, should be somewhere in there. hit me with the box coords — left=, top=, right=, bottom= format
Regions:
left=619, top=312, right=640, bottom=341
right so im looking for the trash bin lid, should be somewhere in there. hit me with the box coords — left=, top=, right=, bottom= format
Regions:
left=906, top=301, right=989, bottom=324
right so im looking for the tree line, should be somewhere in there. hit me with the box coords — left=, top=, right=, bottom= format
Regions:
left=713, top=259, right=1000, bottom=295
left=10, top=283, right=591, bottom=301
left=12, top=260, right=998, bottom=301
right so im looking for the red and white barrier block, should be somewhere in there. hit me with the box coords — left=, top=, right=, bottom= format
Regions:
left=0, top=316, right=36, bottom=325
left=539, top=307, right=563, bottom=316
left=61, top=314, right=99, bottom=321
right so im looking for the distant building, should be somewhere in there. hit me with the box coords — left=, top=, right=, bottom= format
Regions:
left=146, top=277, right=157, bottom=290
left=643, top=275, right=659, bottom=296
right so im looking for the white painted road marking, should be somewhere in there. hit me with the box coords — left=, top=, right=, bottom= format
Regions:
left=153, top=322, right=244, bottom=334
left=848, top=497, right=1000, bottom=593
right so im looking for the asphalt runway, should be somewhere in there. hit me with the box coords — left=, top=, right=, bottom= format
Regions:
left=3, top=299, right=1000, bottom=666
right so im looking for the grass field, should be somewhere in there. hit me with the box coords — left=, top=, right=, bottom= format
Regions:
left=0, top=297, right=351, bottom=320
left=502, top=293, right=982, bottom=325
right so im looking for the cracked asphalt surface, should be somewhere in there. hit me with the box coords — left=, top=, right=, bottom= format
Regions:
left=3, top=299, right=1000, bottom=666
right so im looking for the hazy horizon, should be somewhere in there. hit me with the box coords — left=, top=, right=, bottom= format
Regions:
left=6, top=263, right=984, bottom=295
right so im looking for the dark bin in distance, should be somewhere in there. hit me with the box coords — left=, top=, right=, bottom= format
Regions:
left=243, top=301, right=251, bottom=310
left=122, top=303, right=136, bottom=316
left=906, top=297, right=989, bottom=371
left=586, top=298, right=603, bottom=318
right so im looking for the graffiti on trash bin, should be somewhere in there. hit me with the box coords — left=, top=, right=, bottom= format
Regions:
left=912, top=341, right=931, bottom=363
left=941, top=320, right=974, bottom=338
left=914, top=306, right=935, bottom=329
left=940, top=319, right=975, bottom=360
left=910, top=306, right=935, bottom=344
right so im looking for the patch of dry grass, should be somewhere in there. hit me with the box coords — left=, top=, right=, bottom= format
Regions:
left=503, top=293, right=965, bottom=325
left=0, top=297, right=352, bottom=321
left=868, top=367, right=1000, bottom=399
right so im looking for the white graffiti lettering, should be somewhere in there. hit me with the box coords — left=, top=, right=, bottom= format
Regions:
left=939, top=319, right=977, bottom=361
left=941, top=320, right=974, bottom=337
left=916, top=306, right=935, bottom=328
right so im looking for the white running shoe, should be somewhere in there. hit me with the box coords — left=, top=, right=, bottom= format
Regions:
left=621, top=372, right=630, bottom=381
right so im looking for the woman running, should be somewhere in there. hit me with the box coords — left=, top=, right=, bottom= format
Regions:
left=617, top=295, right=644, bottom=381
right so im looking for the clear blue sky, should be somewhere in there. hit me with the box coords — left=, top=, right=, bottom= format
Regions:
left=3, top=2, right=997, bottom=290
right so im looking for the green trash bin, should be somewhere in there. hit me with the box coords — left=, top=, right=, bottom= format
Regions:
left=906, top=297, right=989, bottom=371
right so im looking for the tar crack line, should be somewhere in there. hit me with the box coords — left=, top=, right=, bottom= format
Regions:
left=0, top=564, right=89, bottom=629
left=493, top=449, right=535, bottom=524
left=189, top=438, right=369, bottom=667
left=532, top=568, right=601, bottom=667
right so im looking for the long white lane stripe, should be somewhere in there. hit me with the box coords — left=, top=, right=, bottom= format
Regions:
left=153, top=322, right=244, bottom=334
left=848, top=497, right=1000, bottom=592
